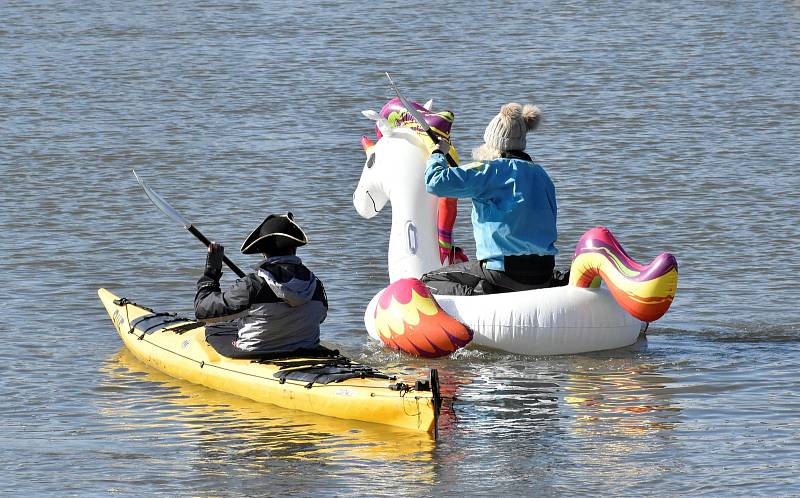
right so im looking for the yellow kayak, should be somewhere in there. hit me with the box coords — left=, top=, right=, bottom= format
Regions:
left=98, top=288, right=440, bottom=434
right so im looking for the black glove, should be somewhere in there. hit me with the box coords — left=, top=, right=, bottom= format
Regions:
left=204, top=242, right=224, bottom=281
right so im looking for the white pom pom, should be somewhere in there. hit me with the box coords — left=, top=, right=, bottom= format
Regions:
left=522, top=105, right=541, bottom=131
left=500, top=103, right=522, bottom=119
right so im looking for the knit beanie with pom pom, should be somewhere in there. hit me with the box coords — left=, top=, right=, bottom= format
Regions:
left=482, top=103, right=541, bottom=152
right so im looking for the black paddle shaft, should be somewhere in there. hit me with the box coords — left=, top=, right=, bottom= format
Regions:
left=187, top=225, right=246, bottom=278
left=424, top=129, right=458, bottom=168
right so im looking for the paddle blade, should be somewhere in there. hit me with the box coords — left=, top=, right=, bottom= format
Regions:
left=385, top=72, right=431, bottom=133
left=132, top=169, right=191, bottom=228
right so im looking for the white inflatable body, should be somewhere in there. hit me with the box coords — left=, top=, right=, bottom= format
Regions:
left=363, top=286, right=642, bottom=355
left=355, top=103, right=644, bottom=356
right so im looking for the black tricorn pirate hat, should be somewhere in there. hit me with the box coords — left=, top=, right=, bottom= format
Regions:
left=240, top=212, right=308, bottom=255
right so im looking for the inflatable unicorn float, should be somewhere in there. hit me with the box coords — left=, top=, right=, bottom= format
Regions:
left=353, top=97, right=678, bottom=357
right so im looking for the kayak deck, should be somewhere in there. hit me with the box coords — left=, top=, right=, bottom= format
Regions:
left=98, top=288, right=440, bottom=434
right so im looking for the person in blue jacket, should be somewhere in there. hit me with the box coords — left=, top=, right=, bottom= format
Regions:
left=421, top=102, right=568, bottom=295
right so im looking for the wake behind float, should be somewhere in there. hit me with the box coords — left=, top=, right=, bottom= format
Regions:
left=98, top=288, right=442, bottom=434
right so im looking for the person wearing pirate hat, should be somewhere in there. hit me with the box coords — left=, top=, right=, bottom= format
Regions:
left=420, top=103, right=569, bottom=296
left=194, top=213, right=329, bottom=358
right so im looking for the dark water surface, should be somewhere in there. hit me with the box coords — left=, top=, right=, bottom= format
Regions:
left=2, top=1, right=800, bottom=495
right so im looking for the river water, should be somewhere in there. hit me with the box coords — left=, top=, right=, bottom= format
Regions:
left=2, top=1, right=800, bottom=496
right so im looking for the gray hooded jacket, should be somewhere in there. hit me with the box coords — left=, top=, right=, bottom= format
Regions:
left=195, top=255, right=328, bottom=353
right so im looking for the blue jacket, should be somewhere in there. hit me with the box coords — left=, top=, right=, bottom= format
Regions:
left=424, top=153, right=558, bottom=271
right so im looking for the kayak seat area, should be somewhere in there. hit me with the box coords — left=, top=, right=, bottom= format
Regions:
left=204, top=324, right=335, bottom=360
left=205, top=324, right=263, bottom=359
left=204, top=324, right=396, bottom=386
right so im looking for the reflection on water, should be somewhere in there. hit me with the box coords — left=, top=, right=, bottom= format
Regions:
left=564, top=362, right=681, bottom=435
left=406, top=338, right=690, bottom=495
left=454, top=338, right=683, bottom=440
left=100, top=349, right=436, bottom=473
left=561, top=338, right=682, bottom=436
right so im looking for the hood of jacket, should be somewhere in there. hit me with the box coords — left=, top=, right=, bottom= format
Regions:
left=255, top=255, right=318, bottom=307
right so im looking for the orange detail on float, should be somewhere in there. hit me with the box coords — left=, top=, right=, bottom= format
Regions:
left=374, top=278, right=473, bottom=357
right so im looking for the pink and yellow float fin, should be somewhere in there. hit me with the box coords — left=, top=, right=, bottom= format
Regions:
left=374, top=278, right=473, bottom=357
left=569, top=227, right=678, bottom=322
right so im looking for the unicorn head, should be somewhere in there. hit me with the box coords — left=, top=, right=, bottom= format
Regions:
left=352, top=111, right=393, bottom=219
left=353, top=99, right=450, bottom=282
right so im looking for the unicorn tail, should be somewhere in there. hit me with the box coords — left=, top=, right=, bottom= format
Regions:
left=569, top=227, right=678, bottom=322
